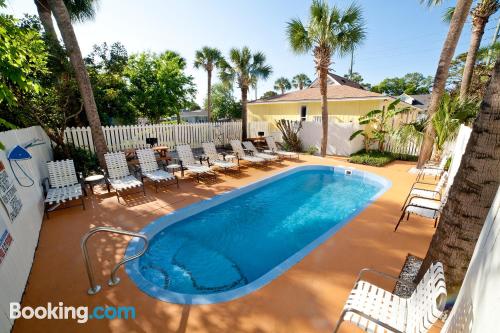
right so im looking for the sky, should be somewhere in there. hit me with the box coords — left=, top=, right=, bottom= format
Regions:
left=5, top=0, right=500, bottom=105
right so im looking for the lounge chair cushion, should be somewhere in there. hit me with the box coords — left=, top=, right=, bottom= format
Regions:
left=45, top=184, right=83, bottom=204
left=242, top=156, right=265, bottom=163
left=409, top=188, right=440, bottom=199
left=108, top=175, right=143, bottom=191
left=184, top=164, right=212, bottom=174
left=143, top=170, right=175, bottom=182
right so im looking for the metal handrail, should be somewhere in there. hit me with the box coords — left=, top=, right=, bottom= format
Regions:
left=81, top=227, right=149, bottom=295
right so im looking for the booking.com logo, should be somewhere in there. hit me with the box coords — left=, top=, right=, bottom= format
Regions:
left=10, top=302, right=136, bottom=324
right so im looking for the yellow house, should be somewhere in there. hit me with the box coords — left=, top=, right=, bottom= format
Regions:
left=248, top=73, right=417, bottom=128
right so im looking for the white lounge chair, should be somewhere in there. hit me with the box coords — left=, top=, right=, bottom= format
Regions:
left=230, top=140, right=265, bottom=166
left=202, top=142, right=239, bottom=172
left=242, top=141, right=279, bottom=162
left=334, top=262, right=447, bottom=333
left=136, top=148, right=178, bottom=192
left=264, top=136, right=300, bottom=159
left=44, top=159, right=85, bottom=217
left=176, top=144, right=216, bottom=182
left=416, top=154, right=449, bottom=181
left=104, top=152, right=145, bottom=202
left=401, top=172, right=448, bottom=209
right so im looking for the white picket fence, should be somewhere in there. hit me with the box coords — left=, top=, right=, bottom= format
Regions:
left=64, top=121, right=271, bottom=152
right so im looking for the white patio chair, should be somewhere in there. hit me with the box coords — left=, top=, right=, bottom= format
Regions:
left=136, top=148, right=178, bottom=192
left=416, top=154, right=449, bottom=181
left=242, top=141, right=279, bottom=162
left=104, top=152, right=145, bottom=202
left=44, top=159, right=85, bottom=217
left=230, top=140, right=265, bottom=165
left=264, top=136, right=300, bottom=159
left=176, top=144, right=216, bottom=182
left=202, top=142, right=239, bottom=172
left=334, top=262, right=446, bottom=333
left=401, top=172, right=448, bottom=210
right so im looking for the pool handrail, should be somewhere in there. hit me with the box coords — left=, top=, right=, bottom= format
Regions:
left=81, top=227, right=149, bottom=295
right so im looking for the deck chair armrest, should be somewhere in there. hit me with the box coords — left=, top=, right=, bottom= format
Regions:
left=412, top=180, right=439, bottom=188
left=420, top=166, right=443, bottom=171
left=355, top=268, right=416, bottom=289
left=408, top=195, right=441, bottom=204
left=410, top=187, right=441, bottom=196
left=339, top=308, right=405, bottom=333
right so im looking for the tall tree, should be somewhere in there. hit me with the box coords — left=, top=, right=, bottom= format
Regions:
left=417, top=0, right=473, bottom=168
left=193, top=47, right=224, bottom=122
left=286, top=0, right=366, bottom=157
left=274, top=77, right=292, bottom=94
left=292, top=73, right=312, bottom=90
left=47, top=0, right=108, bottom=167
left=460, top=0, right=499, bottom=99
left=219, top=47, right=272, bottom=139
left=416, top=58, right=500, bottom=297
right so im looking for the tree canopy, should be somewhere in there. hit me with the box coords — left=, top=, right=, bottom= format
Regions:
left=370, top=72, right=433, bottom=96
left=204, top=83, right=241, bottom=120
left=125, top=51, right=196, bottom=123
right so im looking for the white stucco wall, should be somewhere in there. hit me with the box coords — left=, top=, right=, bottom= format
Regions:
left=299, top=121, right=363, bottom=156
left=0, top=126, right=52, bottom=332
left=442, top=185, right=500, bottom=332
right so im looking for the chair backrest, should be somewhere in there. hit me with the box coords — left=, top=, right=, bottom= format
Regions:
left=202, top=142, right=219, bottom=161
left=435, top=172, right=449, bottom=193
left=104, top=152, right=131, bottom=179
left=47, top=160, right=78, bottom=188
left=136, top=148, right=159, bottom=173
left=176, top=144, right=196, bottom=165
left=230, top=140, right=246, bottom=157
left=406, top=262, right=447, bottom=332
left=265, top=136, right=278, bottom=151
left=242, top=141, right=258, bottom=153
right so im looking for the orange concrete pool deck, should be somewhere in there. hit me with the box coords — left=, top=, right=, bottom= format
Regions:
left=13, top=156, right=442, bottom=333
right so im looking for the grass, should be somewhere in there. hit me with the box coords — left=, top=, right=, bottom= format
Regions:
left=349, top=150, right=418, bottom=167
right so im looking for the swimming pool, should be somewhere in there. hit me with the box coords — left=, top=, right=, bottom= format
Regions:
left=126, top=165, right=391, bottom=304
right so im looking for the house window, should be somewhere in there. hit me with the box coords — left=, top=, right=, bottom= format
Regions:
left=300, top=106, right=307, bottom=121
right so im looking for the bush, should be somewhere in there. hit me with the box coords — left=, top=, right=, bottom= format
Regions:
left=304, top=146, right=318, bottom=155
left=53, top=144, right=99, bottom=176
left=349, top=150, right=396, bottom=167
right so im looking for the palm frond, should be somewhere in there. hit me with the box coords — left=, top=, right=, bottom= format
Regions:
left=286, top=19, right=312, bottom=54
left=64, top=0, right=98, bottom=22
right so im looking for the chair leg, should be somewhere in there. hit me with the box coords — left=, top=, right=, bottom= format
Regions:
left=401, top=193, right=411, bottom=210
left=44, top=203, right=49, bottom=219
left=116, top=190, right=120, bottom=203
left=81, top=197, right=86, bottom=210
left=395, top=209, right=407, bottom=231
left=434, top=216, right=439, bottom=228
left=332, top=311, right=346, bottom=333
left=176, top=177, right=179, bottom=188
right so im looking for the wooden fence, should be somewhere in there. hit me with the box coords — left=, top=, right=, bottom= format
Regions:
left=384, top=135, right=421, bottom=156
left=64, top=121, right=271, bottom=152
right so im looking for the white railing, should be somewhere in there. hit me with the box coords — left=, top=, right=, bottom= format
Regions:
left=64, top=121, right=272, bottom=152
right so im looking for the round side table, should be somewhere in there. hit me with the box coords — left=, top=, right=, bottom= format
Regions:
left=166, top=164, right=181, bottom=175
left=85, top=174, right=105, bottom=195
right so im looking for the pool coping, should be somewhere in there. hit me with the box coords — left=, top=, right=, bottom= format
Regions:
left=125, top=165, right=392, bottom=304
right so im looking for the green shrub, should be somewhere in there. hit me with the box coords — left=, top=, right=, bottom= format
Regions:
left=349, top=150, right=419, bottom=167
left=304, top=146, right=318, bottom=155
left=349, top=150, right=395, bottom=167
left=444, top=156, right=452, bottom=171
left=53, top=144, right=99, bottom=176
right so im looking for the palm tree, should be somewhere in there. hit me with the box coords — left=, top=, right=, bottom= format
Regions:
left=292, top=73, right=312, bottom=90
left=460, top=0, right=499, bottom=99
left=194, top=47, right=224, bottom=122
left=417, top=0, right=473, bottom=168
left=416, top=58, right=500, bottom=296
left=47, top=0, right=108, bottom=167
left=219, top=47, right=272, bottom=139
left=286, top=0, right=366, bottom=157
left=274, top=77, right=292, bottom=94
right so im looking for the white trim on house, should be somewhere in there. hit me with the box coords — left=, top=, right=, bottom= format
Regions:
left=250, top=96, right=388, bottom=105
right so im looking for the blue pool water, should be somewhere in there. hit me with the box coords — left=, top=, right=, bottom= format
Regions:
left=126, top=166, right=390, bottom=304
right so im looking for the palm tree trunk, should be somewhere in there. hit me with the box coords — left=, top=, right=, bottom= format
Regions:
left=34, top=0, right=57, bottom=40
left=207, top=69, right=212, bottom=122
left=241, top=86, right=248, bottom=140
left=460, top=17, right=488, bottom=100
left=417, top=0, right=473, bottom=168
left=47, top=0, right=108, bottom=168
left=319, top=66, right=329, bottom=157
left=416, top=58, right=500, bottom=297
